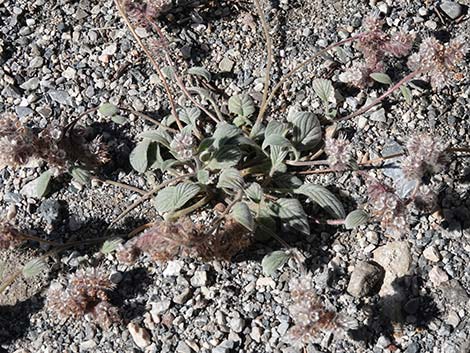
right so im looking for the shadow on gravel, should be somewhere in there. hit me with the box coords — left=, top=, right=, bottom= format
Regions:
left=113, top=268, right=153, bottom=322
left=439, top=186, right=470, bottom=232
left=348, top=275, right=440, bottom=347
left=0, top=296, right=44, bottom=347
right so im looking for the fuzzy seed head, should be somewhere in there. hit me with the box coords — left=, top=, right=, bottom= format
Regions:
left=0, top=222, right=22, bottom=249
left=325, top=136, right=354, bottom=171
left=170, top=133, right=194, bottom=160
left=408, top=37, right=467, bottom=89
left=414, top=185, right=438, bottom=212
left=286, top=275, right=350, bottom=347
left=0, top=114, right=37, bottom=169
left=366, top=178, right=407, bottom=239
left=401, top=134, right=448, bottom=180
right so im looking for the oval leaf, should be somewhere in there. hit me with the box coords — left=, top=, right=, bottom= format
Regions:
left=262, top=250, right=291, bottom=276
left=228, top=94, right=255, bottom=117
left=197, top=170, right=210, bottom=185
left=370, top=72, right=392, bottom=85
left=99, top=102, right=118, bottom=116
left=273, top=198, right=310, bottom=235
left=312, top=79, right=334, bottom=103
left=245, top=183, right=263, bottom=203
left=22, top=258, right=47, bottom=278
left=345, top=210, right=369, bottom=229
left=130, top=139, right=151, bottom=173
left=217, top=168, right=244, bottom=190
left=294, top=184, right=345, bottom=219
left=154, top=183, right=201, bottom=214
left=101, top=238, right=123, bottom=254
left=32, top=170, right=53, bottom=199
left=231, top=202, right=254, bottom=231
left=289, top=111, right=322, bottom=151
left=71, top=167, right=91, bottom=186
left=187, top=66, right=212, bottom=81
left=111, top=115, right=127, bottom=124
left=400, top=85, right=412, bottom=104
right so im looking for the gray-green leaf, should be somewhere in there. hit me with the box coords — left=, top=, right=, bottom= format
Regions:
left=245, top=182, right=263, bottom=203
left=262, top=134, right=292, bottom=150
left=217, top=167, right=244, bottom=190
left=400, top=85, right=412, bottom=104
left=130, top=139, right=151, bottom=173
left=228, top=94, right=255, bottom=117
left=262, top=250, right=291, bottom=276
left=273, top=198, right=310, bottom=235
left=206, top=145, right=241, bottom=170
left=187, top=66, right=212, bottom=81
left=101, top=238, right=123, bottom=254
left=370, top=72, right=392, bottom=85
left=294, top=184, right=345, bottom=219
left=345, top=210, right=369, bottom=229
left=138, top=130, right=171, bottom=148
left=312, top=79, right=334, bottom=103
left=98, top=102, right=118, bottom=116
left=289, top=111, right=322, bottom=151
left=197, top=170, right=210, bottom=185
left=231, top=202, right=254, bottom=231
left=22, top=258, right=47, bottom=278
left=213, top=122, right=242, bottom=149
left=111, top=115, right=127, bottom=124
left=71, top=167, right=91, bottom=186
left=34, top=170, right=53, bottom=198
left=154, top=183, right=201, bottom=214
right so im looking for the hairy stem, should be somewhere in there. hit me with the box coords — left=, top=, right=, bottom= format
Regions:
left=92, top=177, right=147, bottom=195
left=255, top=33, right=365, bottom=131
left=114, top=0, right=183, bottom=130
left=253, top=0, right=274, bottom=130
left=120, top=108, right=178, bottom=133
left=335, top=69, right=423, bottom=122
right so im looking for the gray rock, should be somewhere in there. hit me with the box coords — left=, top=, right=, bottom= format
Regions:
left=151, top=300, right=171, bottom=315
left=405, top=342, right=420, bottom=353
left=190, top=270, right=208, bottom=287
left=370, top=108, right=386, bottom=122
left=127, top=322, right=151, bottom=348
left=109, top=271, right=123, bottom=284
left=38, top=199, right=62, bottom=224
left=176, top=341, right=193, bottom=353
left=440, top=1, right=464, bottom=19
left=29, top=57, right=44, bottom=68
left=48, top=90, right=74, bottom=106
left=15, top=106, right=34, bottom=118
left=20, top=77, right=39, bottom=91
left=347, top=261, right=385, bottom=298
left=373, top=241, right=412, bottom=296
left=219, top=57, right=234, bottom=72
left=173, top=288, right=192, bottom=304
left=429, top=266, right=449, bottom=287
left=229, top=317, right=245, bottom=333
left=163, top=260, right=183, bottom=276
left=423, top=246, right=441, bottom=262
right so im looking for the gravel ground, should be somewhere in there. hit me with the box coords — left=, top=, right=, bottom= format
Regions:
left=1, top=0, right=469, bottom=352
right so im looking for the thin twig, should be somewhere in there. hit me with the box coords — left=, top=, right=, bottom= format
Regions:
left=253, top=0, right=274, bottom=130
left=108, top=173, right=196, bottom=228
left=255, top=33, right=365, bottom=130
left=114, top=0, right=183, bottom=131
left=206, top=191, right=243, bottom=234
left=120, top=108, right=178, bottom=133
left=335, top=69, right=423, bottom=122
left=92, top=177, right=147, bottom=195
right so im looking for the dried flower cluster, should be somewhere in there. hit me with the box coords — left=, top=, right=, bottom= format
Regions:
left=343, top=14, right=414, bottom=87
left=0, top=113, right=109, bottom=171
left=118, top=217, right=252, bottom=263
left=401, top=133, right=448, bottom=180
left=170, top=133, right=194, bottom=160
left=286, top=275, right=353, bottom=347
left=324, top=136, right=354, bottom=171
left=47, top=268, right=119, bottom=329
left=0, top=221, right=22, bottom=249
left=366, top=177, right=407, bottom=239
left=123, top=0, right=171, bottom=27
left=408, top=37, right=467, bottom=89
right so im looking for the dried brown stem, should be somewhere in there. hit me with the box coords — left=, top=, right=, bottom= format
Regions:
left=92, top=177, right=147, bottom=195
left=120, top=108, right=178, bottom=133
left=114, top=0, right=183, bottom=131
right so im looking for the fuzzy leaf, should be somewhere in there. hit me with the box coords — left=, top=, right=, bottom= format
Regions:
left=197, top=170, right=210, bottom=185
left=154, top=183, right=201, bottom=214
left=206, top=145, right=241, bottom=170
left=245, top=182, right=263, bottom=203
left=273, top=174, right=302, bottom=188
left=130, top=139, right=151, bottom=173
left=98, top=102, right=118, bottom=116
left=213, top=122, right=242, bottom=149
left=294, top=184, right=345, bottom=219
left=400, top=85, right=412, bottom=104
left=22, top=258, right=47, bottom=278
left=345, top=210, right=369, bottom=229
left=262, top=250, right=291, bottom=276
left=111, top=115, right=127, bottom=124
left=273, top=198, right=310, bottom=235
left=289, top=111, right=322, bottom=151
left=162, top=66, right=175, bottom=79
left=262, top=134, right=292, bottom=150
left=270, top=146, right=288, bottom=175
left=28, top=170, right=53, bottom=199
left=71, top=167, right=91, bottom=186
left=187, top=66, right=212, bottom=81
left=265, top=120, right=287, bottom=137
left=138, top=130, right=171, bottom=147
left=231, top=202, right=254, bottom=231
left=179, top=107, right=201, bottom=126
left=101, top=238, right=123, bottom=254
left=312, top=79, right=334, bottom=103
left=150, top=144, right=178, bottom=172
left=217, top=167, right=244, bottom=190
left=228, top=94, right=255, bottom=117
left=370, top=72, right=392, bottom=85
